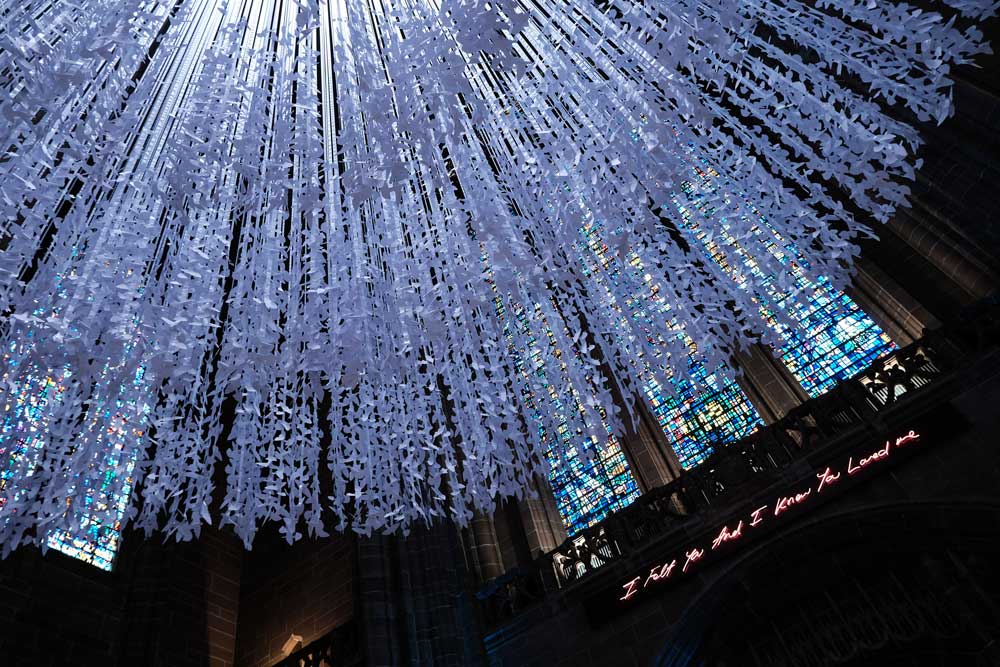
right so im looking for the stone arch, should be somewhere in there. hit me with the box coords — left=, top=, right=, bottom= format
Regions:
left=655, top=501, right=1000, bottom=667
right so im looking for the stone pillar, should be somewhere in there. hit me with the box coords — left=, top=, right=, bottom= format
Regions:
left=397, top=523, right=484, bottom=666
left=358, top=523, right=485, bottom=667
left=490, top=498, right=534, bottom=570
left=233, top=532, right=355, bottom=667
left=618, top=401, right=681, bottom=489
left=889, top=206, right=998, bottom=302
left=595, top=361, right=678, bottom=492
left=734, top=368, right=780, bottom=425
left=906, top=70, right=1000, bottom=277
left=734, top=344, right=810, bottom=421
left=517, top=477, right=567, bottom=556
left=117, top=525, right=243, bottom=667
left=469, top=513, right=504, bottom=582
left=358, top=534, right=407, bottom=667
left=846, top=258, right=939, bottom=346
left=853, top=67, right=1000, bottom=321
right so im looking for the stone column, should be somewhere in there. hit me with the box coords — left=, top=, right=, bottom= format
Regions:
left=490, top=498, right=534, bottom=570
left=469, top=513, right=504, bottom=582
left=517, top=477, right=567, bottom=556
left=357, top=534, right=407, bottom=667
left=396, top=522, right=484, bottom=666
left=618, top=400, right=681, bottom=489
left=846, top=258, right=939, bottom=346
left=117, top=525, right=243, bottom=667
left=889, top=205, right=998, bottom=302
left=734, top=344, right=810, bottom=421
left=358, top=523, right=485, bottom=667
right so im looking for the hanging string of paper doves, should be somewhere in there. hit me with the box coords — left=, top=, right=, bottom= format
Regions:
left=0, top=0, right=994, bottom=551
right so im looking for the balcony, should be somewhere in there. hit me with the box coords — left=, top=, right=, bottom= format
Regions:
left=475, top=296, right=1000, bottom=628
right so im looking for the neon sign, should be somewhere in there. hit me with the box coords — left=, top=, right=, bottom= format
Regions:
left=619, top=429, right=921, bottom=604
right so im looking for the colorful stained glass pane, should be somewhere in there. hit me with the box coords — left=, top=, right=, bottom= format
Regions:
left=43, top=362, right=147, bottom=571
left=482, top=131, right=897, bottom=529
left=486, top=260, right=640, bottom=535
left=577, top=223, right=764, bottom=470
left=671, top=153, right=896, bottom=398
left=1, top=333, right=147, bottom=572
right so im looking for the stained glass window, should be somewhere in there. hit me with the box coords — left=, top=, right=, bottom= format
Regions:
left=670, top=152, right=897, bottom=398
left=481, top=132, right=895, bottom=529
left=44, top=361, right=147, bottom=571
left=1, top=328, right=148, bottom=571
left=577, top=223, right=764, bottom=470
left=486, top=261, right=640, bottom=535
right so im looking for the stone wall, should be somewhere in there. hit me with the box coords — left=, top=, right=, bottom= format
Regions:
left=234, top=531, right=355, bottom=667
left=0, top=524, right=243, bottom=667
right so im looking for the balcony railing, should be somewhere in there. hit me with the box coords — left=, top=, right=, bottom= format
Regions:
left=476, top=297, right=999, bottom=627
left=270, top=621, right=362, bottom=667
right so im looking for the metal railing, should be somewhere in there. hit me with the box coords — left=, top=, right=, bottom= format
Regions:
left=270, top=621, right=362, bottom=667
left=476, top=297, right=1000, bottom=627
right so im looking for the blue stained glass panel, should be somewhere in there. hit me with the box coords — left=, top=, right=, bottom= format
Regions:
left=486, top=261, right=640, bottom=535
left=577, top=222, right=764, bottom=470
left=1, top=336, right=147, bottom=572
left=671, top=155, right=896, bottom=398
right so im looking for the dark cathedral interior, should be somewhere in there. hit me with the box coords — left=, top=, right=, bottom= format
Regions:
left=1, top=1, right=1000, bottom=667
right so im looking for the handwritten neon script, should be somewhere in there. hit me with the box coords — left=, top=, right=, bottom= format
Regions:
left=619, top=430, right=920, bottom=603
